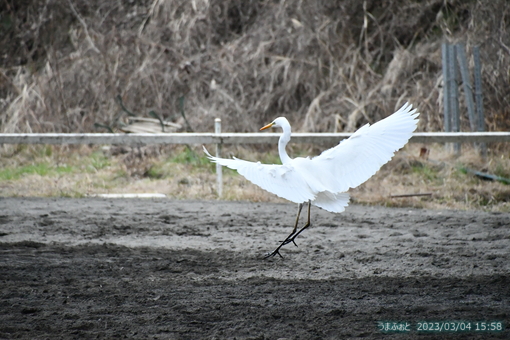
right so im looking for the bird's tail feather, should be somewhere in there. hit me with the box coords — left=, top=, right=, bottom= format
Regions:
left=312, top=192, right=350, bottom=213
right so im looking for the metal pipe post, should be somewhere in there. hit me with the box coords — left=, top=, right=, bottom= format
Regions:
left=456, top=43, right=477, bottom=132
left=448, top=44, right=461, bottom=155
left=214, top=118, right=223, bottom=198
left=441, top=43, right=451, bottom=134
left=473, top=46, right=487, bottom=157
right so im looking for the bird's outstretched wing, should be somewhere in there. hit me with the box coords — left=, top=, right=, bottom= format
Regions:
left=310, top=102, right=419, bottom=193
left=203, top=147, right=316, bottom=204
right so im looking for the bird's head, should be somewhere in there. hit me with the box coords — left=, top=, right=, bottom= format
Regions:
left=260, top=117, right=288, bottom=131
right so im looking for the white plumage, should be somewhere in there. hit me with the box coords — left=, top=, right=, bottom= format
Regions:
left=204, top=102, right=419, bottom=257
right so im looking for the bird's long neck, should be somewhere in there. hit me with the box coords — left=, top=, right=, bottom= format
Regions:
left=278, top=123, right=292, bottom=164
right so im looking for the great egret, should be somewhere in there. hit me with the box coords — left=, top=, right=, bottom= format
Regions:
left=204, top=102, right=419, bottom=257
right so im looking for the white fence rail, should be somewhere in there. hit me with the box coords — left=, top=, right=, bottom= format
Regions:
left=1, top=132, right=510, bottom=145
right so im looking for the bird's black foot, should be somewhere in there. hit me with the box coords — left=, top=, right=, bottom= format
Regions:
left=282, top=237, right=298, bottom=247
left=264, top=235, right=298, bottom=259
left=263, top=202, right=312, bottom=259
left=282, top=223, right=310, bottom=247
left=264, top=248, right=283, bottom=259
left=264, top=223, right=311, bottom=258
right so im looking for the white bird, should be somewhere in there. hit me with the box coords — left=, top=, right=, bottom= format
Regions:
left=204, top=102, right=419, bottom=257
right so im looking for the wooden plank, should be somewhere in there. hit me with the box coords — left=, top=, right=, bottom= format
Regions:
left=90, top=193, right=167, bottom=198
left=127, top=117, right=182, bottom=128
left=1, top=132, right=510, bottom=145
left=390, top=193, right=433, bottom=198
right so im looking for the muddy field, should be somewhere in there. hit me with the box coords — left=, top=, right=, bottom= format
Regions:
left=0, top=198, right=509, bottom=339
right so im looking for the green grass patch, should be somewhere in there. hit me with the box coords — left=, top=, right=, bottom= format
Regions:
left=412, top=163, right=440, bottom=183
left=494, top=162, right=510, bottom=180
left=169, top=146, right=215, bottom=169
left=87, top=151, right=110, bottom=171
left=0, top=163, right=74, bottom=180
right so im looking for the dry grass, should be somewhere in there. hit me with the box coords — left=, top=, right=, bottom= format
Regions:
left=1, top=144, right=508, bottom=213
left=1, top=0, right=509, bottom=135
left=352, top=144, right=510, bottom=211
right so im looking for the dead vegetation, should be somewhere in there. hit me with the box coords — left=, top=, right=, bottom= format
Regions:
left=1, top=0, right=509, bottom=135
left=0, top=0, right=509, bottom=210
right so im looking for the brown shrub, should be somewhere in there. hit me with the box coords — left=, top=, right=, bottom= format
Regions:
left=0, top=0, right=508, bottom=135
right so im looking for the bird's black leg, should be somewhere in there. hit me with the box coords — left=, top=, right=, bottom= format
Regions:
left=285, top=203, right=304, bottom=246
left=283, top=200, right=312, bottom=246
left=264, top=203, right=304, bottom=258
left=264, top=201, right=312, bottom=258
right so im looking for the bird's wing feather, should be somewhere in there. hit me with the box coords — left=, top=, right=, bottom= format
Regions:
left=203, top=147, right=316, bottom=204
left=310, top=102, right=419, bottom=192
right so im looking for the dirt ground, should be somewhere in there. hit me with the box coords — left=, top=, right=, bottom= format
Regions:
left=0, top=198, right=509, bottom=339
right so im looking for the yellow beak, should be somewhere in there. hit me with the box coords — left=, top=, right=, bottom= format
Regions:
left=260, top=122, right=274, bottom=131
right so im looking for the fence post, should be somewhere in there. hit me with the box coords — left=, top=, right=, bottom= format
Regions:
left=441, top=43, right=451, bottom=135
left=447, top=44, right=461, bottom=155
left=473, top=46, right=487, bottom=157
left=214, top=118, right=223, bottom=198
left=456, top=43, right=477, bottom=132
